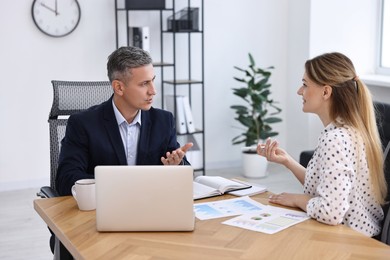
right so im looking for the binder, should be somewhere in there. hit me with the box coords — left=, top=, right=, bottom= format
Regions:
left=128, top=26, right=150, bottom=52
left=182, top=95, right=196, bottom=133
left=165, top=95, right=187, bottom=134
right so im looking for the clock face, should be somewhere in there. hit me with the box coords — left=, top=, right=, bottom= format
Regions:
left=32, top=0, right=81, bottom=37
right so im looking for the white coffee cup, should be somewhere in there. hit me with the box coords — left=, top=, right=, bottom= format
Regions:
left=71, top=179, right=96, bottom=211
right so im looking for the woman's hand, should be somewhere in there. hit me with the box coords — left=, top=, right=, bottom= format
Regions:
left=268, top=193, right=311, bottom=211
left=257, top=138, right=307, bottom=184
left=257, top=138, right=289, bottom=165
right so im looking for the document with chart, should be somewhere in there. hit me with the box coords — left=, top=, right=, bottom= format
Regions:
left=222, top=206, right=310, bottom=234
left=193, top=196, right=266, bottom=220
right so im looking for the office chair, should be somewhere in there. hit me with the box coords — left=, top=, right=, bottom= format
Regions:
left=381, top=141, right=390, bottom=245
left=38, top=80, right=112, bottom=260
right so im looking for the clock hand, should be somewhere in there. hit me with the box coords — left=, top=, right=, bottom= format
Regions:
left=40, top=2, right=56, bottom=14
left=55, top=0, right=58, bottom=16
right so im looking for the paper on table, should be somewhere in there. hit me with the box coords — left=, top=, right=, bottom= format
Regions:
left=222, top=205, right=309, bottom=234
left=193, top=196, right=266, bottom=220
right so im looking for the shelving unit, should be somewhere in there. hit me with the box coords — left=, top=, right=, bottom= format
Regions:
left=115, top=0, right=205, bottom=175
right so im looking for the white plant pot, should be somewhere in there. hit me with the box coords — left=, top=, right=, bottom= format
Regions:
left=241, top=152, right=268, bottom=178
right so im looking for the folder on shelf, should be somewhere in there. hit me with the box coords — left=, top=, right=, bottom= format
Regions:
left=182, top=96, right=196, bottom=133
left=128, top=26, right=150, bottom=52
left=165, top=95, right=187, bottom=134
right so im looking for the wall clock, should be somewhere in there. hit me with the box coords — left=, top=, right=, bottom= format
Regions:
left=31, top=0, right=81, bottom=37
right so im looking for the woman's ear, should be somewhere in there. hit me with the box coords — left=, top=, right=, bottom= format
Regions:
left=323, top=85, right=332, bottom=100
left=112, top=80, right=124, bottom=96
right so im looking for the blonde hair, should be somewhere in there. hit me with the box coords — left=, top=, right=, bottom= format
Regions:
left=305, top=52, right=387, bottom=205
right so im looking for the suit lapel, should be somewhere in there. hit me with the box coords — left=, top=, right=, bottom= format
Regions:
left=102, top=97, right=127, bottom=165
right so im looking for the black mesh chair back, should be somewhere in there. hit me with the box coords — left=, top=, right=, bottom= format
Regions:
left=375, top=102, right=390, bottom=159
left=381, top=141, right=390, bottom=245
left=375, top=102, right=390, bottom=201
left=48, top=80, right=112, bottom=192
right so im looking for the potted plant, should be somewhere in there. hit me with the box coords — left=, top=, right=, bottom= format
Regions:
left=231, top=53, right=282, bottom=178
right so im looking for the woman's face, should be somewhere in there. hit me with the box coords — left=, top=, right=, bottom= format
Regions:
left=297, top=72, right=327, bottom=115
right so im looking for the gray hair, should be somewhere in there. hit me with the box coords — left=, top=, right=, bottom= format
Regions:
left=107, top=46, right=153, bottom=82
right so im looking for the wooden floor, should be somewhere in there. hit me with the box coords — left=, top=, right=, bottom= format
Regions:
left=0, top=188, right=53, bottom=259
left=0, top=164, right=301, bottom=260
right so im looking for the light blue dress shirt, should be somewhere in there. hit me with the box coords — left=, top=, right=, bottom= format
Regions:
left=112, top=100, right=141, bottom=165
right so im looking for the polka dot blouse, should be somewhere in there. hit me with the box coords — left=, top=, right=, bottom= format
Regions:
left=304, top=120, right=384, bottom=237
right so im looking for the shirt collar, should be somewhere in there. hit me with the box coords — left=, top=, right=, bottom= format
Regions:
left=112, top=99, right=142, bottom=126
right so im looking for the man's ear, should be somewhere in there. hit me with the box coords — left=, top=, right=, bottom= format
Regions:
left=323, top=85, right=332, bottom=100
left=112, top=80, right=124, bottom=96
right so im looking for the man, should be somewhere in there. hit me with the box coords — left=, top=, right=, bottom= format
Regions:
left=56, top=46, right=193, bottom=196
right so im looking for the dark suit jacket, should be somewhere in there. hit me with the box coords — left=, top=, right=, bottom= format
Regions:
left=56, top=97, right=189, bottom=195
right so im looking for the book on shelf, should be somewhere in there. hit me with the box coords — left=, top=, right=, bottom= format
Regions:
left=193, top=176, right=251, bottom=200
left=165, top=95, right=187, bottom=134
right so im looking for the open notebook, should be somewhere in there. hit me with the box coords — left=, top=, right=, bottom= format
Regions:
left=193, top=176, right=252, bottom=200
left=95, top=165, right=195, bottom=232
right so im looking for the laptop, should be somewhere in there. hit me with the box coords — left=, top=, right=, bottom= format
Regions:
left=95, top=165, right=195, bottom=232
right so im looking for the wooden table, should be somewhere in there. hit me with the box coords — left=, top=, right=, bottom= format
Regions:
left=34, top=193, right=390, bottom=259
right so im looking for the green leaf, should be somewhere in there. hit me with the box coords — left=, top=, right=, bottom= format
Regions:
left=259, top=89, right=271, bottom=97
left=232, top=88, right=250, bottom=99
left=257, top=77, right=269, bottom=85
left=245, top=69, right=253, bottom=78
left=232, top=139, right=246, bottom=145
left=259, top=131, right=279, bottom=140
left=234, top=66, right=246, bottom=72
left=230, top=105, right=248, bottom=110
left=249, top=53, right=255, bottom=67
left=264, top=117, right=282, bottom=123
left=231, top=106, right=249, bottom=116
left=233, top=77, right=246, bottom=83
left=237, top=116, right=254, bottom=128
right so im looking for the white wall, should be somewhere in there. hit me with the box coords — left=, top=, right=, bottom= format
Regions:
left=1, top=0, right=389, bottom=191
left=204, top=0, right=288, bottom=168
left=306, top=0, right=382, bottom=147
left=285, top=0, right=311, bottom=159
left=0, top=0, right=116, bottom=190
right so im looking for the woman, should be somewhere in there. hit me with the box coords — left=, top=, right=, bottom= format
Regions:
left=257, top=52, right=387, bottom=237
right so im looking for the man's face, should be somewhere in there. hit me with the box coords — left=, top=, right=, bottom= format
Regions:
left=121, top=64, right=156, bottom=112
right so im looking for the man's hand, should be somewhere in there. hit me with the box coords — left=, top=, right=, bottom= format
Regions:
left=161, top=142, right=193, bottom=165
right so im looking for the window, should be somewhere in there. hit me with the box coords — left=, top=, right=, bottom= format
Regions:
left=379, top=0, right=390, bottom=74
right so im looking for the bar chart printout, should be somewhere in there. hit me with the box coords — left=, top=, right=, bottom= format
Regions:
left=194, top=196, right=266, bottom=220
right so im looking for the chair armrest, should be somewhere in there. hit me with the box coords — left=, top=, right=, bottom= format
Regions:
left=299, top=150, right=314, bottom=168
left=37, top=186, right=59, bottom=198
